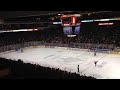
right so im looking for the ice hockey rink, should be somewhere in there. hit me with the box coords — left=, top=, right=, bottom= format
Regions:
left=0, top=46, right=120, bottom=79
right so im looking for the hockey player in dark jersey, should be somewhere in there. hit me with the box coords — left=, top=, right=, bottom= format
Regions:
left=94, top=61, right=98, bottom=66
left=94, top=52, right=96, bottom=56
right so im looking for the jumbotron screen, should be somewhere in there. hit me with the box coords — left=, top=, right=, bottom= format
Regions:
left=74, top=26, right=81, bottom=35
left=63, top=26, right=72, bottom=35
left=63, top=26, right=81, bottom=37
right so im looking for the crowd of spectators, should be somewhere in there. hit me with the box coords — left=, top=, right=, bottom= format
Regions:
left=0, top=21, right=120, bottom=48
left=0, top=57, right=95, bottom=79
left=44, top=22, right=120, bottom=48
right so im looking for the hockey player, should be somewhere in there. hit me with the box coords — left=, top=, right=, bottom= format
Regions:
left=77, top=65, right=79, bottom=73
left=94, top=52, right=96, bottom=56
left=21, top=49, right=23, bottom=53
left=94, top=61, right=98, bottom=66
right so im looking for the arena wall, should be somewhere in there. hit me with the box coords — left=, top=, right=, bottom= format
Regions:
left=0, top=41, right=119, bottom=55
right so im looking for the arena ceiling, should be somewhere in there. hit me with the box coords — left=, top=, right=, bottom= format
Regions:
left=0, top=11, right=57, bottom=18
left=0, top=11, right=118, bottom=18
left=0, top=11, right=120, bottom=20
left=0, top=11, right=93, bottom=17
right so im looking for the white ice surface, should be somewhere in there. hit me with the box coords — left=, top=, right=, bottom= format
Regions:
left=0, top=47, right=120, bottom=79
